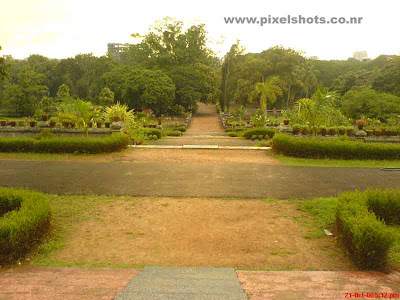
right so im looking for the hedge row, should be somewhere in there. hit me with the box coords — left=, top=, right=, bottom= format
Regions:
left=242, top=128, right=276, bottom=139
left=0, top=188, right=51, bottom=264
left=272, top=134, right=400, bottom=160
left=0, top=133, right=129, bottom=154
left=336, top=189, right=399, bottom=269
left=166, top=131, right=182, bottom=137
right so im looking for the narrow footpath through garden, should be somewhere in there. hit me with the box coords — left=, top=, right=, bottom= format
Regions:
left=151, top=103, right=259, bottom=146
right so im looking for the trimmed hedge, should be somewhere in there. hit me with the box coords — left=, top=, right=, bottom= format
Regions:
left=272, top=134, right=400, bottom=160
left=242, top=127, right=276, bottom=140
left=166, top=131, right=182, bottom=137
left=0, top=188, right=50, bottom=264
left=0, top=133, right=129, bottom=154
left=144, top=128, right=162, bottom=139
left=336, top=189, right=398, bottom=269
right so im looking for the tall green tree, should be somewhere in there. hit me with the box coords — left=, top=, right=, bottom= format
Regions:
left=251, top=76, right=283, bottom=121
left=220, top=41, right=245, bottom=111
left=0, top=46, right=7, bottom=84
left=341, top=86, right=400, bottom=120
left=98, top=87, right=115, bottom=106
left=3, top=68, right=48, bottom=116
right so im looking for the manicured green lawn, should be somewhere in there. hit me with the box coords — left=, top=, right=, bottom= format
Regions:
left=271, top=152, right=400, bottom=168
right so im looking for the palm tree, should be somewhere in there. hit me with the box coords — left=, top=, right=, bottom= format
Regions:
left=253, top=76, right=283, bottom=123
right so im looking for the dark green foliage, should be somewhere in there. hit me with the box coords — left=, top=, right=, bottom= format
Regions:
left=143, top=128, right=162, bottom=139
left=0, top=133, right=129, bottom=154
left=228, top=132, right=239, bottom=137
left=242, top=127, right=276, bottom=139
left=341, top=87, right=400, bottom=121
left=176, top=126, right=186, bottom=132
left=0, top=188, right=50, bottom=264
left=336, top=190, right=396, bottom=269
left=272, top=134, right=400, bottom=160
left=365, top=189, right=400, bottom=225
left=34, top=129, right=56, bottom=140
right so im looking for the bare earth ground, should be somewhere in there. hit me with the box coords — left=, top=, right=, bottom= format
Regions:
left=48, top=197, right=352, bottom=270
left=0, top=266, right=139, bottom=300
left=111, top=149, right=280, bottom=164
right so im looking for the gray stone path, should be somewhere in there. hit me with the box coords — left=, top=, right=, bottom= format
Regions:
left=114, top=267, right=248, bottom=300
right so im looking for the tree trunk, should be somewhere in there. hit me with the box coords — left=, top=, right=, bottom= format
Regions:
left=224, top=63, right=230, bottom=112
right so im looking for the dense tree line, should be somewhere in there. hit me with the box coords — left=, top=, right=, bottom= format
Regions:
left=1, top=17, right=400, bottom=122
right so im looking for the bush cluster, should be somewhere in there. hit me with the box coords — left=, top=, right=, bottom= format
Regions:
left=242, top=127, right=276, bottom=140
left=144, top=128, right=162, bottom=139
left=0, top=188, right=51, bottom=264
left=0, top=133, right=129, bottom=154
left=176, top=126, right=186, bottom=132
left=336, top=189, right=399, bottom=269
left=272, top=134, right=400, bottom=160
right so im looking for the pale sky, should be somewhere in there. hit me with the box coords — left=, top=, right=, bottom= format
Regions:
left=1, top=0, right=399, bottom=60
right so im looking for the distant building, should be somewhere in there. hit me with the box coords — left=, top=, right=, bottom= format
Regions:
left=107, top=43, right=131, bottom=60
left=352, top=51, right=368, bottom=61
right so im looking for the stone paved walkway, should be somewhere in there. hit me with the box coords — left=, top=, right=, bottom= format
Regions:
left=114, top=267, right=247, bottom=300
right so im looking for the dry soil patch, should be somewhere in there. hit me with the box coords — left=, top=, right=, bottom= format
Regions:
left=50, top=198, right=352, bottom=270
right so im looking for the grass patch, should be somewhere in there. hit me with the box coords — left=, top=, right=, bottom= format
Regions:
left=293, top=198, right=338, bottom=239
left=294, top=196, right=400, bottom=270
left=271, top=152, right=400, bottom=168
left=31, top=194, right=112, bottom=266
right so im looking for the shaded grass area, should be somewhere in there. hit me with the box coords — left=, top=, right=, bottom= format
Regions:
left=293, top=197, right=400, bottom=270
left=271, top=152, right=400, bottom=168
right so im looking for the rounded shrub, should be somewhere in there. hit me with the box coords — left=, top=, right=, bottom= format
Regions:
left=144, top=128, right=162, bottom=139
left=242, top=127, right=276, bottom=140
left=0, top=188, right=50, bottom=264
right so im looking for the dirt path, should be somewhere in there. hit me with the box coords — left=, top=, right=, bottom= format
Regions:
left=0, top=266, right=139, bottom=300
left=185, top=103, right=225, bottom=136
left=44, top=198, right=352, bottom=270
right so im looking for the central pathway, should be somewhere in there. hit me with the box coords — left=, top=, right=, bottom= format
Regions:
left=114, top=267, right=247, bottom=300
left=184, top=103, right=226, bottom=137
